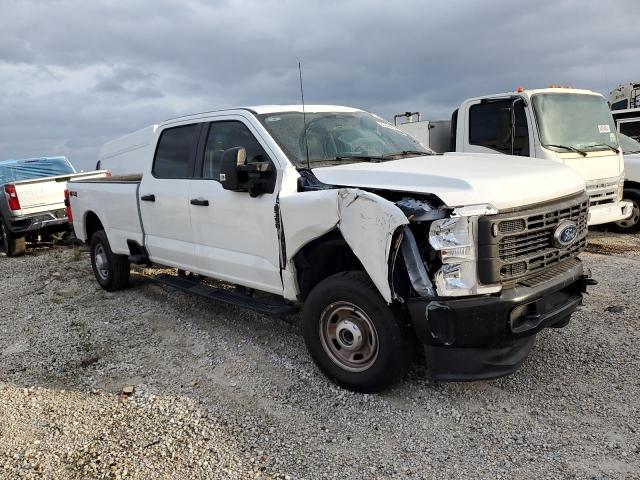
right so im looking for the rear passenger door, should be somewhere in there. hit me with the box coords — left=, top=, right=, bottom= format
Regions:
left=188, top=117, right=283, bottom=294
left=139, top=123, right=201, bottom=269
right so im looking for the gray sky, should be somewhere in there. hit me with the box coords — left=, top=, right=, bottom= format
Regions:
left=1, top=0, right=638, bottom=170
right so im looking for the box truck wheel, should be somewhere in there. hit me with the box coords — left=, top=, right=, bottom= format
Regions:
left=613, top=188, right=640, bottom=233
left=0, top=217, right=26, bottom=257
left=90, top=230, right=130, bottom=291
left=302, top=271, right=414, bottom=393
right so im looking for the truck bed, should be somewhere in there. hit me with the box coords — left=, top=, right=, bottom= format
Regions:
left=68, top=178, right=143, bottom=253
left=11, top=170, right=108, bottom=216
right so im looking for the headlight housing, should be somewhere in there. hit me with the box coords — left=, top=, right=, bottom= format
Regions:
left=428, top=205, right=501, bottom=297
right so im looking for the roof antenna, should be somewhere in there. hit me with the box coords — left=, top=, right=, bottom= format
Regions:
left=298, top=62, right=311, bottom=169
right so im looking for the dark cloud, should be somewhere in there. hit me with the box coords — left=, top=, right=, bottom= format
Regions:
left=0, top=0, right=638, bottom=170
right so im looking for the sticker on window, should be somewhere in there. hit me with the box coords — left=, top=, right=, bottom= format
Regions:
left=265, top=116, right=281, bottom=123
left=598, top=124, right=611, bottom=133
left=610, top=132, right=617, bottom=143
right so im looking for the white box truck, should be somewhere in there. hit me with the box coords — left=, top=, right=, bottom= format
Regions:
left=68, top=105, right=594, bottom=392
left=396, top=87, right=633, bottom=227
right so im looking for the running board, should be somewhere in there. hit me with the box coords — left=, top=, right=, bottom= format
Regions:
left=153, top=273, right=298, bottom=316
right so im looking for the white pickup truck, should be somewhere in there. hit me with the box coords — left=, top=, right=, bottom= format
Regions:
left=397, top=87, right=632, bottom=227
left=0, top=156, right=104, bottom=256
left=68, top=105, right=594, bottom=392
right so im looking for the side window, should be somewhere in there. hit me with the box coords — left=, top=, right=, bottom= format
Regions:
left=201, top=121, right=268, bottom=180
left=468, top=100, right=529, bottom=156
left=153, top=124, right=199, bottom=178
left=620, top=120, right=640, bottom=142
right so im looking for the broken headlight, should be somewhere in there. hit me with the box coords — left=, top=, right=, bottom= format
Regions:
left=428, top=206, right=501, bottom=297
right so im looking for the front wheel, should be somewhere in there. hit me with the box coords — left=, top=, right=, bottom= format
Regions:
left=90, top=230, right=130, bottom=291
left=302, top=271, right=414, bottom=393
left=612, top=188, right=640, bottom=233
left=0, top=218, right=26, bottom=257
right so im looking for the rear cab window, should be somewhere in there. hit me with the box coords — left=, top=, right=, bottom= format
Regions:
left=152, top=124, right=200, bottom=178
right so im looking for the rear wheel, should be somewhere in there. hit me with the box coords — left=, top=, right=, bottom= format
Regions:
left=90, top=230, right=130, bottom=291
left=0, top=218, right=26, bottom=257
left=612, top=188, right=640, bottom=233
left=302, top=271, right=414, bottom=393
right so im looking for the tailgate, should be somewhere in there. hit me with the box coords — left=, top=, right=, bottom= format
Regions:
left=11, top=171, right=107, bottom=216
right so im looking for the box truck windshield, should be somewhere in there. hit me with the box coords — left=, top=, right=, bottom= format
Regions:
left=532, top=94, right=619, bottom=154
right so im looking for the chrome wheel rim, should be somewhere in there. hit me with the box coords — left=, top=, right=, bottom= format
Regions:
left=615, top=199, right=640, bottom=229
left=319, top=301, right=378, bottom=372
left=94, top=244, right=109, bottom=280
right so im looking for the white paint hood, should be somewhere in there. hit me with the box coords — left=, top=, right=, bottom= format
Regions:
left=312, top=153, right=586, bottom=210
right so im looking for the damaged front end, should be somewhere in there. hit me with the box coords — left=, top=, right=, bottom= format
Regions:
left=389, top=197, right=501, bottom=301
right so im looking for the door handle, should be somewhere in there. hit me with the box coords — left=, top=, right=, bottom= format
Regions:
left=140, top=194, right=155, bottom=202
left=190, top=198, right=209, bottom=206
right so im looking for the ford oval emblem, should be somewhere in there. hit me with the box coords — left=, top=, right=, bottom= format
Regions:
left=553, top=220, right=579, bottom=248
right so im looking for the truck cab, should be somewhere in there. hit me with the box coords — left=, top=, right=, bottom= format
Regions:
left=397, top=88, right=632, bottom=227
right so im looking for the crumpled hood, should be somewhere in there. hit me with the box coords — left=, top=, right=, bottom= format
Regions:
left=312, top=152, right=586, bottom=210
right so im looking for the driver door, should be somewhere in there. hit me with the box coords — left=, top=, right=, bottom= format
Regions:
left=188, top=117, right=283, bottom=294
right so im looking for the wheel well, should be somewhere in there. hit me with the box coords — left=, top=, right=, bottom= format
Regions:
left=84, top=212, right=104, bottom=242
left=624, top=180, right=640, bottom=192
left=293, top=229, right=365, bottom=301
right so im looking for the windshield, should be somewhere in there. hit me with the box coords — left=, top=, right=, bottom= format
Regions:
left=256, top=111, right=432, bottom=167
left=0, top=157, right=75, bottom=185
left=618, top=132, right=640, bottom=154
left=532, top=93, right=619, bottom=153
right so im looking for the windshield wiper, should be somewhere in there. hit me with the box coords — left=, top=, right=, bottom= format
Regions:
left=543, top=144, right=587, bottom=157
left=625, top=150, right=640, bottom=154
left=587, top=143, right=620, bottom=154
left=333, top=155, right=386, bottom=162
left=382, top=150, right=432, bottom=158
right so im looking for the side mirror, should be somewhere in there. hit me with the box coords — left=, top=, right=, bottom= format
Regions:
left=219, top=147, right=247, bottom=191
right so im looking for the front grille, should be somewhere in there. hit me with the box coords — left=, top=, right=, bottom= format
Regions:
left=586, top=178, right=619, bottom=207
left=478, top=194, right=588, bottom=286
left=519, top=258, right=582, bottom=287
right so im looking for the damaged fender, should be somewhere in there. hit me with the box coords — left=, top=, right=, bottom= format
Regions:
left=279, top=188, right=409, bottom=302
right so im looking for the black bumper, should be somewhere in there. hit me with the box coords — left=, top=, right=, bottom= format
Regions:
left=7, top=209, right=69, bottom=235
left=406, top=260, right=592, bottom=381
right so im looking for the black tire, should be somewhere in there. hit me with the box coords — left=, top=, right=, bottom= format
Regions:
left=612, top=188, right=640, bottom=233
left=0, top=217, right=26, bottom=257
left=90, top=230, right=130, bottom=291
left=302, top=271, right=414, bottom=393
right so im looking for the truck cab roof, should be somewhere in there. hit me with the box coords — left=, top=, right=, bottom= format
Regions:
left=160, top=105, right=364, bottom=128
left=464, top=87, right=602, bottom=103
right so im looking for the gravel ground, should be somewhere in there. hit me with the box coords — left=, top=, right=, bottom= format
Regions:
left=1, top=233, right=639, bottom=479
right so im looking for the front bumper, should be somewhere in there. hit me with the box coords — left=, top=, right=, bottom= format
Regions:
left=7, top=209, right=69, bottom=235
left=587, top=200, right=633, bottom=226
left=406, top=259, right=591, bottom=381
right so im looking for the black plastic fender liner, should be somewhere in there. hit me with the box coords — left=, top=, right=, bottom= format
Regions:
left=399, top=227, right=434, bottom=297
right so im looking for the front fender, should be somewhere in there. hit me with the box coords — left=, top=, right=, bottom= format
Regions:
left=280, top=188, right=409, bottom=302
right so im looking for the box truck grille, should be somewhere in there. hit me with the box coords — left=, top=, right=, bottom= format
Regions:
left=586, top=178, right=619, bottom=207
left=478, top=194, right=588, bottom=286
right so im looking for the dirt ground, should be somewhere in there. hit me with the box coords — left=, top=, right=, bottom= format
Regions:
left=0, top=232, right=639, bottom=479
